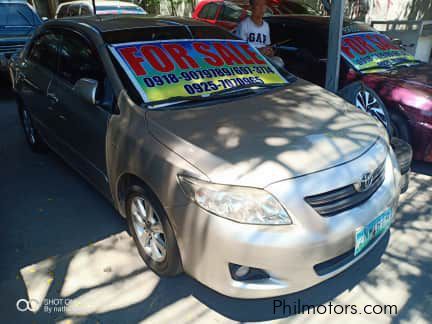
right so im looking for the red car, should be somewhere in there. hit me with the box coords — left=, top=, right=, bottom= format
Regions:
left=192, top=0, right=318, bottom=31
left=267, top=15, right=432, bottom=163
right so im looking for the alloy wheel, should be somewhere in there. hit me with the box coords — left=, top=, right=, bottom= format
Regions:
left=355, top=89, right=388, bottom=128
left=22, top=109, right=36, bottom=144
left=130, top=196, right=167, bottom=263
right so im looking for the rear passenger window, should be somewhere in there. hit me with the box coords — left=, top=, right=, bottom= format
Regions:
left=57, top=6, right=68, bottom=18
left=68, top=5, right=80, bottom=16
left=28, top=33, right=59, bottom=72
left=80, top=5, right=92, bottom=16
left=219, top=4, right=242, bottom=22
left=206, top=3, right=219, bottom=19
left=198, top=4, right=210, bottom=18
left=199, top=3, right=219, bottom=19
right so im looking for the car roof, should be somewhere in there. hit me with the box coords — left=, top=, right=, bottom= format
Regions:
left=47, top=14, right=211, bottom=33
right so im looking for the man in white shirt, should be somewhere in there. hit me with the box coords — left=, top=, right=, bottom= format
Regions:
left=235, top=0, right=274, bottom=57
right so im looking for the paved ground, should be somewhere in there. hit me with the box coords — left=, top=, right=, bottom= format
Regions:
left=0, top=78, right=431, bottom=324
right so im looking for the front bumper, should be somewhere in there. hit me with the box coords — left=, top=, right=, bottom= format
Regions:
left=170, top=144, right=401, bottom=298
left=391, top=137, right=412, bottom=194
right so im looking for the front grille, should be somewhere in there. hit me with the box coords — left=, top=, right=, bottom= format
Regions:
left=0, top=44, right=24, bottom=55
left=305, top=162, right=386, bottom=217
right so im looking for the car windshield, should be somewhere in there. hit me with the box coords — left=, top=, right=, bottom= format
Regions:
left=341, top=31, right=418, bottom=73
left=0, top=4, right=41, bottom=26
left=109, top=38, right=290, bottom=108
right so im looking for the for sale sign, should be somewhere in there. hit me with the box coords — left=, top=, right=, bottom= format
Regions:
left=341, top=32, right=416, bottom=72
left=110, top=39, right=287, bottom=104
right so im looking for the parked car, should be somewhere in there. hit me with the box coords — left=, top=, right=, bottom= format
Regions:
left=267, top=15, right=432, bottom=163
left=11, top=15, right=403, bottom=298
left=192, top=0, right=317, bottom=31
left=55, top=0, right=147, bottom=18
left=0, top=0, right=41, bottom=73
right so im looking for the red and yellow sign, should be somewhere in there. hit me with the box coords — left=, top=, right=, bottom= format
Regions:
left=341, top=32, right=416, bottom=71
left=110, top=39, right=287, bottom=104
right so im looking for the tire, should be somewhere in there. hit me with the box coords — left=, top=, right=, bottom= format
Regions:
left=126, top=186, right=183, bottom=276
left=390, top=113, right=411, bottom=144
left=390, top=137, right=412, bottom=174
left=17, top=100, right=48, bottom=153
left=339, top=82, right=392, bottom=135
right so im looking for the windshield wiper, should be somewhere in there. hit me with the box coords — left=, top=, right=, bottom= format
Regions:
left=389, top=59, right=424, bottom=69
left=359, top=66, right=388, bottom=73
left=146, top=83, right=287, bottom=109
left=360, top=59, right=424, bottom=73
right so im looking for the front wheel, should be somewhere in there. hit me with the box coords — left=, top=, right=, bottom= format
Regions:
left=126, top=187, right=183, bottom=276
left=340, top=82, right=392, bottom=134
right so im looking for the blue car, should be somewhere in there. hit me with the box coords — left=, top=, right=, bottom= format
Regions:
left=0, top=1, right=42, bottom=72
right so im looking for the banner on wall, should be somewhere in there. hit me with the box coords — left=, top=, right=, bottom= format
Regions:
left=110, top=39, right=288, bottom=104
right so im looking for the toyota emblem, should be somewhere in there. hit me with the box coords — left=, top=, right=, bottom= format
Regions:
left=355, top=172, right=374, bottom=192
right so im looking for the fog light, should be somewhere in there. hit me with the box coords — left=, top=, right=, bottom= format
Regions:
left=229, top=263, right=270, bottom=281
left=235, top=266, right=250, bottom=278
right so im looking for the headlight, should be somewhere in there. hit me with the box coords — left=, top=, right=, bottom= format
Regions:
left=178, top=175, right=292, bottom=225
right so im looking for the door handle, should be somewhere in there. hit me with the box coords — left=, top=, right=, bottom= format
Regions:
left=47, top=92, right=59, bottom=104
left=58, top=114, right=67, bottom=121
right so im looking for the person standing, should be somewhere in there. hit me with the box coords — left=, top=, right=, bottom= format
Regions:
left=235, top=0, right=274, bottom=57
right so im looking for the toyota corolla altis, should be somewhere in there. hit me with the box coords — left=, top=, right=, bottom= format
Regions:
left=11, top=15, right=402, bottom=298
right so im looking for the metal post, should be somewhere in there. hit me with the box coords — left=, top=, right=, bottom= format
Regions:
left=325, top=0, right=345, bottom=93
left=92, top=0, right=96, bottom=15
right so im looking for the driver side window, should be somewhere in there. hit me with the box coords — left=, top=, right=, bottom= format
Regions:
left=27, top=33, right=60, bottom=72
left=57, top=31, right=113, bottom=108
left=58, top=32, right=103, bottom=85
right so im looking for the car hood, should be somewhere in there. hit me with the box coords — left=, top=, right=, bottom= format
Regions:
left=383, top=63, right=432, bottom=89
left=147, top=80, right=382, bottom=187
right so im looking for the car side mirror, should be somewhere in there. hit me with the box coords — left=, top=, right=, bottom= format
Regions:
left=391, top=38, right=403, bottom=47
left=73, top=78, right=98, bottom=105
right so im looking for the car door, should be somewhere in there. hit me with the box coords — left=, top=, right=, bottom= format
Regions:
left=47, top=30, right=113, bottom=197
left=18, top=32, right=60, bottom=140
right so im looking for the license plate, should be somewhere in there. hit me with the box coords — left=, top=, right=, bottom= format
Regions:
left=354, top=208, right=393, bottom=256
